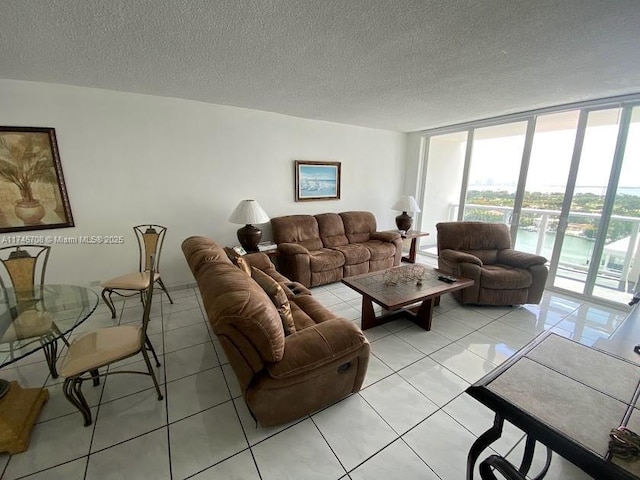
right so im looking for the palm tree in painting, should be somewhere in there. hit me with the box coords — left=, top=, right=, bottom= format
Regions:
left=0, top=133, right=56, bottom=225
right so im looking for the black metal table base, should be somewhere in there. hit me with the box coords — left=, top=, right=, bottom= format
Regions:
left=467, top=413, right=552, bottom=480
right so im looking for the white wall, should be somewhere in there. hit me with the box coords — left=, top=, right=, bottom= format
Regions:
left=0, top=80, right=407, bottom=287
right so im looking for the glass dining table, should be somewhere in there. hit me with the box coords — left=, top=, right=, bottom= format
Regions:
left=0, top=284, right=99, bottom=454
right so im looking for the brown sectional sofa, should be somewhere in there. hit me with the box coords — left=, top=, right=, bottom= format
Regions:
left=181, top=236, right=370, bottom=427
left=271, top=211, right=402, bottom=287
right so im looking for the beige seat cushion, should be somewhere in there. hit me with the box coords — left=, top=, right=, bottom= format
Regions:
left=1, top=310, right=54, bottom=342
left=60, top=325, right=142, bottom=377
left=251, top=267, right=296, bottom=335
left=101, top=271, right=160, bottom=290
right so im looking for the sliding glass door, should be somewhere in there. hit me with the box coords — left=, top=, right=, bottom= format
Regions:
left=592, top=107, right=640, bottom=303
left=551, top=109, right=622, bottom=295
left=463, top=122, right=528, bottom=224
left=418, top=97, right=640, bottom=305
left=513, top=111, right=579, bottom=260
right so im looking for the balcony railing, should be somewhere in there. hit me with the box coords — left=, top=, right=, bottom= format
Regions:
left=443, top=204, right=640, bottom=293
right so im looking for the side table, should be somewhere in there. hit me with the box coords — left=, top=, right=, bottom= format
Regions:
left=387, top=230, right=430, bottom=263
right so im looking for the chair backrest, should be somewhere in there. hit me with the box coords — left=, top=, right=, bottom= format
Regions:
left=140, top=253, right=156, bottom=339
left=436, top=221, right=512, bottom=253
left=0, top=245, right=50, bottom=303
left=134, top=225, right=167, bottom=273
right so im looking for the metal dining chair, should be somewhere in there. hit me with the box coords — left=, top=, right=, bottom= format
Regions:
left=0, top=245, right=68, bottom=378
left=60, top=254, right=163, bottom=426
left=100, top=224, right=173, bottom=318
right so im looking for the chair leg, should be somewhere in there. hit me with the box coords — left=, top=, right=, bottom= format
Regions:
left=52, top=323, right=70, bottom=346
left=156, top=278, right=173, bottom=304
left=101, top=288, right=117, bottom=319
left=41, top=337, right=59, bottom=379
left=141, top=348, right=163, bottom=401
left=90, top=369, right=100, bottom=386
left=63, top=377, right=93, bottom=426
left=145, top=337, right=161, bottom=367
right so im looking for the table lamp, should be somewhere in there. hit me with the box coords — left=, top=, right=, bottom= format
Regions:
left=392, top=195, right=421, bottom=232
left=228, top=199, right=270, bottom=252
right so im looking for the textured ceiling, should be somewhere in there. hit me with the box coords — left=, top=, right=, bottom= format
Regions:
left=1, top=1, right=640, bottom=132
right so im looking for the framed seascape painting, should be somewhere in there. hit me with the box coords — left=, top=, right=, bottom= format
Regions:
left=295, top=160, right=341, bottom=202
left=0, top=127, right=74, bottom=233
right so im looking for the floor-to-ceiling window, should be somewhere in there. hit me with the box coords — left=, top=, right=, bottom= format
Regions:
left=513, top=111, right=579, bottom=260
left=463, top=122, right=528, bottom=224
left=419, top=131, right=468, bottom=252
left=417, top=95, right=640, bottom=305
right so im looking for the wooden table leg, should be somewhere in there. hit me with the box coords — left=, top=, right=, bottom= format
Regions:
left=414, top=297, right=435, bottom=330
left=361, top=295, right=377, bottom=330
left=402, top=238, right=419, bottom=263
left=0, top=381, right=49, bottom=454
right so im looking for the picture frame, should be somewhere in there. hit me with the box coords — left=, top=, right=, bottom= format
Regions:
left=0, top=127, right=74, bottom=233
left=295, top=160, right=341, bottom=202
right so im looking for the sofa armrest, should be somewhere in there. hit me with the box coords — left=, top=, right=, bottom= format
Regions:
left=440, top=249, right=483, bottom=266
left=497, top=249, right=547, bottom=268
left=243, top=252, right=273, bottom=270
left=370, top=231, right=402, bottom=243
left=266, top=318, right=369, bottom=379
left=278, top=242, right=309, bottom=255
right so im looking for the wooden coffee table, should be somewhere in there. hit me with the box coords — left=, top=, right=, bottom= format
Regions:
left=342, top=266, right=473, bottom=330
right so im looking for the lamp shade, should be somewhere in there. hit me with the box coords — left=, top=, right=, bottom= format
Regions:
left=228, top=200, right=270, bottom=225
left=392, top=195, right=421, bottom=213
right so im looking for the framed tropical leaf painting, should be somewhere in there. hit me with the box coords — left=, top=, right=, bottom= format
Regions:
left=0, top=127, right=74, bottom=233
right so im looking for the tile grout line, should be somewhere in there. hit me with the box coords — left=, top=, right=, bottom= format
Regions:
left=158, top=291, right=173, bottom=480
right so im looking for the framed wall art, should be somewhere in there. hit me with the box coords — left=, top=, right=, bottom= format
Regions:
left=295, top=160, right=341, bottom=202
left=0, top=127, right=74, bottom=233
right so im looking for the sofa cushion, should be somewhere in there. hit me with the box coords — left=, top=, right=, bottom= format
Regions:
left=293, top=294, right=341, bottom=325
left=192, top=260, right=285, bottom=363
left=183, top=236, right=233, bottom=276
left=223, top=247, right=253, bottom=275
left=280, top=282, right=312, bottom=298
left=272, top=215, right=323, bottom=251
left=316, top=213, right=349, bottom=247
left=340, top=211, right=377, bottom=244
left=437, top=221, right=512, bottom=251
left=251, top=267, right=296, bottom=335
left=360, top=240, right=395, bottom=261
left=481, top=265, right=532, bottom=289
left=466, top=249, right=499, bottom=265
left=330, top=243, right=371, bottom=265
left=309, top=248, right=345, bottom=272
left=235, top=256, right=251, bottom=275
left=290, top=302, right=316, bottom=331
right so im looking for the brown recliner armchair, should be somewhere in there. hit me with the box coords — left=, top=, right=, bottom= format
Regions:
left=436, top=222, right=548, bottom=305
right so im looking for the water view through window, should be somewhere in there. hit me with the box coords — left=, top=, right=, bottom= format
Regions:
left=420, top=100, right=640, bottom=304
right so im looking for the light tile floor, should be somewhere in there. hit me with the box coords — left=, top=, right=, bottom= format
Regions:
left=0, top=280, right=632, bottom=480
